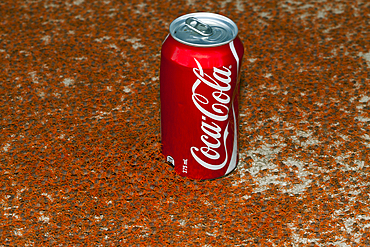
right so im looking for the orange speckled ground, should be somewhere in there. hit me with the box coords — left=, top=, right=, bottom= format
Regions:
left=1, top=0, right=370, bottom=246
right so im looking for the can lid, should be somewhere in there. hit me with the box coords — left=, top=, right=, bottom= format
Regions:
left=169, top=12, right=238, bottom=47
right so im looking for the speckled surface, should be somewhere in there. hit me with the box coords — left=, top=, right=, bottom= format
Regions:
left=1, top=0, right=370, bottom=246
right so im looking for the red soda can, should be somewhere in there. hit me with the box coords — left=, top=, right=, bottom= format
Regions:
left=160, top=12, right=244, bottom=180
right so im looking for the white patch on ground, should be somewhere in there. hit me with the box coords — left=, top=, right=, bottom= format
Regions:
left=74, top=15, right=85, bottom=21
left=242, top=194, right=251, bottom=200
left=186, top=0, right=195, bottom=5
left=94, top=215, right=104, bottom=222
left=247, top=58, right=257, bottom=63
left=354, top=93, right=370, bottom=122
left=317, top=10, right=327, bottom=18
left=290, top=129, right=321, bottom=147
left=259, top=12, right=271, bottom=18
left=94, top=36, right=111, bottom=43
left=359, top=95, right=370, bottom=103
left=108, top=8, right=118, bottom=18
left=363, top=134, right=370, bottom=148
left=340, top=157, right=367, bottom=171
left=354, top=160, right=365, bottom=170
left=288, top=221, right=340, bottom=246
left=13, top=228, right=24, bottom=237
left=14, top=187, right=27, bottom=201
left=279, top=1, right=344, bottom=21
left=359, top=51, right=370, bottom=68
left=264, top=73, right=272, bottom=78
left=288, top=223, right=315, bottom=245
left=356, top=104, right=364, bottom=110
left=202, top=199, right=212, bottom=206
left=286, top=162, right=370, bottom=245
left=323, top=24, right=342, bottom=34
left=235, top=142, right=287, bottom=191
left=237, top=119, right=318, bottom=196
left=38, top=212, right=50, bottom=223
left=300, top=3, right=315, bottom=10
left=220, top=0, right=232, bottom=9
left=74, top=56, right=87, bottom=60
left=123, top=85, right=131, bottom=93
left=330, top=4, right=345, bottom=14
left=126, top=38, right=144, bottom=50
left=3, top=143, right=10, bottom=152
left=4, top=212, right=20, bottom=220
left=29, top=71, right=39, bottom=84
left=122, top=224, right=150, bottom=237
left=179, top=219, right=186, bottom=226
left=363, top=134, right=370, bottom=141
left=19, top=50, right=31, bottom=56
left=91, top=103, right=130, bottom=120
left=41, top=192, right=53, bottom=201
left=41, top=35, right=51, bottom=45
left=135, top=3, right=146, bottom=14
left=232, top=156, right=250, bottom=186
left=281, top=158, right=312, bottom=195
left=329, top=207, right=370, bottom=245
left=62, top=78, right=75, bottom=86
left=108, top=44, right=119, bottom=50
left=53, top=92, right=61, bottom=98
left=317, top=3, right=345, bottom=18
left=73, top=0, right=84, bottom=5
left=235, top=0, right=245, bottom=12
left=38, top=91, right=45, bottom=99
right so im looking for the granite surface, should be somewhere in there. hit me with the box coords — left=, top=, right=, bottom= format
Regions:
left=1, top=0, right=370, bottom=246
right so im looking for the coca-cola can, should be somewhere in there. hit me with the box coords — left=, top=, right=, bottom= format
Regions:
left=160, top=12, right=244, bottom=180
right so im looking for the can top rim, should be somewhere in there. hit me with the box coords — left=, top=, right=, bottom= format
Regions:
left=169, top=12, right=238, bottom=47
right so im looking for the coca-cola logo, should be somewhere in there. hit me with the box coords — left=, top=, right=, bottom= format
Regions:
left=190, top=58, right=233, bottom=170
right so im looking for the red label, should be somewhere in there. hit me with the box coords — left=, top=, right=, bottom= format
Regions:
left=160, top=35, right=244, bottom=180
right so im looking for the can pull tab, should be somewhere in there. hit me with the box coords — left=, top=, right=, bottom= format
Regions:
left=185, top=17, right=213, bottom=36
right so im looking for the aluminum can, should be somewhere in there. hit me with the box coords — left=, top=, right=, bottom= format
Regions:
left=160, top=12, right=244, bottom=180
